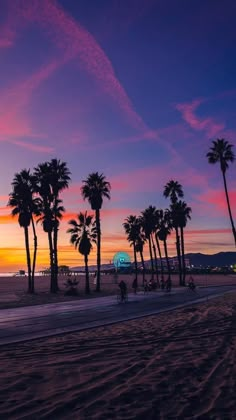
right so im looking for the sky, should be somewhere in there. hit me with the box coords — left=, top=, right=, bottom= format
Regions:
left=0, top=0, right=236, bottom=272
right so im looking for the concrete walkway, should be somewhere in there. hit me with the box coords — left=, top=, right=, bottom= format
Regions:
left=0, top=285, right=235, bottom=346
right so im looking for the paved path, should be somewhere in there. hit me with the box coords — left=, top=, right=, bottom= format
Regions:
left=0, top=285, right=235, bottom=346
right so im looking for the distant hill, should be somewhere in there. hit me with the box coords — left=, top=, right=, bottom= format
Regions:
left=71, top=252, right=236, bottom=271
left=184, top=252, right=236, bottom=267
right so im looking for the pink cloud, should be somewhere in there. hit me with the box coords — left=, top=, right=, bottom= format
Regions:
left=176, top=99, right=225, bottom=137
left=194, top=189, right=236, bottom=216
left=15, top=0, right=147, bottom=132
left=8, top=139, right=53, bottom=153
left=110, top=162, right=209, bottom=194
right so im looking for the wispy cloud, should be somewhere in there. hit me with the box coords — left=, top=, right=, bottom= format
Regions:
left=176, top=99, right=225, bottom=137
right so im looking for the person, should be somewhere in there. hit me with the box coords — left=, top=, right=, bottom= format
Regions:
left=93, top=271, right=97, bottom=285
left=160, top=277, right=165, bottom=290
left=119, top=280, right=127, bottom=302
left=148, top=279, right=153, bottom=291
left=188, top=275, right=195, bottom=291
left=166, top=276, right=172, bottom=292
left=132, top=277, right=138, bottom=294
left=143, top=279, right=148, bottom=292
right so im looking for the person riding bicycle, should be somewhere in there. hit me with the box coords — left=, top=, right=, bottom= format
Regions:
left=188, top=275, right=196, bottom=291
left=119, top=280, right=127, bottom=302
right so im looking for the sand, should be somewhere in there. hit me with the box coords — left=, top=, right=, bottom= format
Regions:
left=0, top=273, right=236, bottom=309
left=1, top=292, right=236, bottom=419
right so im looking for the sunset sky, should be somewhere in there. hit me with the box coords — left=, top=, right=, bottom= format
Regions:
left=0, top=0, right=236, bottom=272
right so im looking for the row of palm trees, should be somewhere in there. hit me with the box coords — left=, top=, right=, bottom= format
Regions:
left=8, top=159, right=71, bottom=293
left=123, top=138, right=236, bottom=286
left=7, top=138, right=236, bottom=294
left=123, top=181, right=192, bottom=286
left=8, top=166, right=111, bottom=294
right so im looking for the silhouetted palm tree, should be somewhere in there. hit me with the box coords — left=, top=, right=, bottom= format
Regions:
left=153, top=209, right=165, bottom=282
left=157, top=209, right=172, bottom=279
left=207, top=139, right=236, bottom=245
left=140, top=206, right=157, bottom=281
left=172, top=201, right=192, bottom=286
left=49, top=159, right=71, bottom=288
left=8, top=170, right=40, bottom=293
left=123, top=215, right=140, bottom=283
left=163, top=179, right=184, bottom=204
left=81, top=172, right=111, bottom=292
left=34, top=162, right=55, bottom=291
left=164, top=180, right=184, bottom=285
left=34, top=160, right=70, bottom=292
left=67, top=212, right=96, bottom=294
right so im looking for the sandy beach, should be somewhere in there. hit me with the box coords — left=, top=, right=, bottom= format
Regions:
left=0, top=292, right=236, bottom=419
left=0, top=273, right=236, bottom=309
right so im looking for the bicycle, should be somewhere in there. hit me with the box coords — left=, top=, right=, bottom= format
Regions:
left=117, top=291, right=128, bottom=303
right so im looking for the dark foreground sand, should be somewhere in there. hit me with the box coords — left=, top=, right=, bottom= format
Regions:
left=1, top=293, right=236, bottom=419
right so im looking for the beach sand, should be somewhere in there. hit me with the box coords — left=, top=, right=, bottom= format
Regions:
left=1, top=292, right=236, bottom=419
left=0, top=273, right=236, bottom=309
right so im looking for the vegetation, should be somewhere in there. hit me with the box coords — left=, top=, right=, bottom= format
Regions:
left=207, top=139, right=236, bottom=246
left=67, top=212, right=96, bottom=294
left=8, top=169, right=40, bottom=293
left=81, top=172, right=111, bottom=292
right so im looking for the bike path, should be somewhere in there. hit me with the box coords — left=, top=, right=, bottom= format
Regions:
left=0, top=286, right=235, bottom=346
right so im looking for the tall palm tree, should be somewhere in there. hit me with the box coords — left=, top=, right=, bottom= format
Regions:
left=164, top=180, right=184, bottom=285
left=153, top=209, right=165, bottom=282
left=34, top=160, right=70, bottom=292
left=8, top=170, right=40, bottom=293
left=140, top=206, right=158, bottom=282
left=67, top=212, right=96, bottom=294
left=81, top=172, right=111, bottom=292
left=123, top=215, right=140, bottom=283
left=172, top=201, right=192, bottom=286
left=34, top=162, right=55, bottom=291
left=48, top=159, right=71, bottom=288
left=157, top=209, right=172, bottom=279
left=207, top=139, right=236, bottom=245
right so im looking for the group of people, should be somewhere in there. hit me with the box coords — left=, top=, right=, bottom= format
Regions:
left=118, top=275, right=195, bottom=302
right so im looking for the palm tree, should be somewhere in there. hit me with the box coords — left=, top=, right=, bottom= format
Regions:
left=34, top=160, right=70, bottom=292
left=153, top=209, right=165, bottom=282
left=34, top=162, right=55, bottom=292
left=140, top=206, right=158, bottom=282
left=164, top=180, right=184, bottom=285
left=81, top=172, right=111, bottom=292
left=207, top=139, right=236, bottom=246
left=157, top=209, right=172, bottom=279
left=8, top=170, right=40, bottom=293
left=48, top=159, right=71, bottom=289
left=172, top=201, right=192, bottom=286
left=123, top=215, right=140, bottom=283
left=67, top=212, right=96, bottom=294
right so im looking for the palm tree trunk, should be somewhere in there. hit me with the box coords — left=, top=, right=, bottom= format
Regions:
left=163, top=239, right=171, bottom=279
left=175, top=227, right=182, bottom=286
left=84, top=254, right=90, bottom=294
left=133, top=244, right=138, bottom=284
left=155, top=233, right=164, bottom=282
left=180, top=227, right=186, bottom=286
left=31, top=216, right=37, bottom=294
left=140, top=250, right=146, bottom=285
left=48, top=232, right=55, bottom=293
left=151, top=235, right=159, bottom=285
left=53, top=226, right=59, bottom=292
left=24, top=226, right=32, bottom=293
left=148, top=236, right=154, bottom=280
left=222, top=171, right=236, bottom=246
left=95, top=209, right=101, bottom=292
